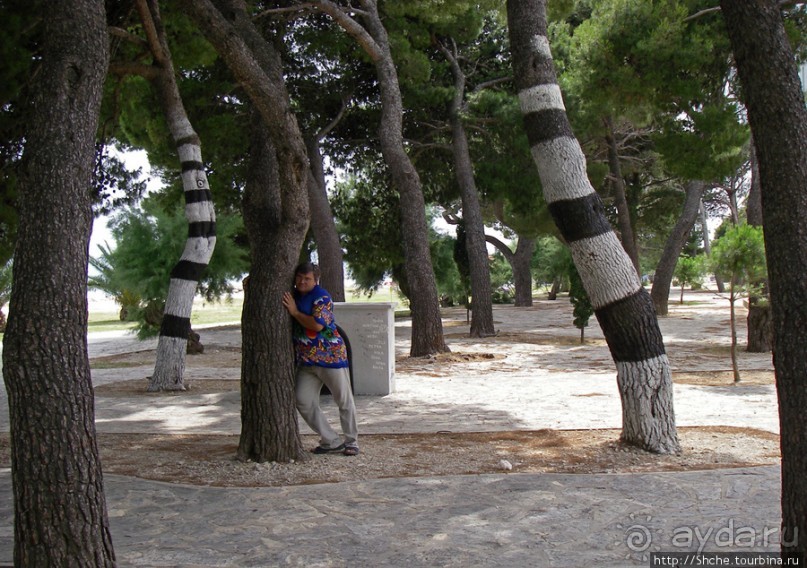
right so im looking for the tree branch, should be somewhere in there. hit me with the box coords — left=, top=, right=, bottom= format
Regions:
left=108, top=25, right=149, bottom=49
left=135, top=0, right=168, bottom=67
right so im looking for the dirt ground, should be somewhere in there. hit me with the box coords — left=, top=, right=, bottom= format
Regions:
left=0, top=293, right=781, bottom=487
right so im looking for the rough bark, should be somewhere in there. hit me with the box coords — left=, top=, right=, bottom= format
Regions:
left=721, top=1, right=807, bottom=560
left=437, top=38, right=495, bottom=337
left=239, top=114, right=307, bottom=462
left=305, top=135, right=345, bottom=301
left=508, top=0, right=679, bottom=454
left=181, top=0, right=312, bottom=462
left=486, top=234, right=536, bottom=307
left=745, top=139, right=773, bottom=352
left=139, top=0, right=217, bottom=392
left=312, top=0, right=448, bottom=356
left=1, top=1, right=116, bottom=564
left=650, top=180, right=706, bottom=316
left=604, top=116, right=641, bottom=276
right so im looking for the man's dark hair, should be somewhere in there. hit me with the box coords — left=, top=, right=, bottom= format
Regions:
left=294, top=262, right=320, bottom=281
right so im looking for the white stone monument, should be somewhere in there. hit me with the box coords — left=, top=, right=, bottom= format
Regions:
left=333, top=302, right=396, bottom=395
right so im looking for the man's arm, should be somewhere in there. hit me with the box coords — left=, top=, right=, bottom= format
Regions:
left=282, top=292, right=324, bottom=332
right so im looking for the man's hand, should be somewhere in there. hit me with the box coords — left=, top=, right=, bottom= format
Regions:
left=282, top=292, right=298, bottom=316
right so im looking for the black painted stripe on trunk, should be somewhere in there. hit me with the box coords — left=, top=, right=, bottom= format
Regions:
left=160, top=313, right=191, bottom=339
left=523, top=108, right=574, bottom=147
left=595, top=289, right=666, bottom=362
left=548, top=194, right=613, bottom=243
left=188, top=221, right=216, bottom=238
left=171, top=260, right=207, bottom=281
left=183, top=189, right=213, bottom=204
left=176, top=134, right=201, bottom=148
left=181, top=160, right=205, bottom=173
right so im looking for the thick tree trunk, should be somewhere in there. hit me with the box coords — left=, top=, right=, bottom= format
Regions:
left=486, top=235, right=536, bottom=307
left=604, top=116, right=641, bottom=276
left=305, top=136, right=345, bottom=301
left=745, top=140, right=773, bottom=352
left=721, top=2, right=807, bottom=560
left=438, top=39, right=495, bottom=337
left=1, top=1, right=115, bottom=564
left=182, top=0, right=313, bottom=461
left=508, top=0, right=679, bottom=454
left=651, top=180, right=706, bottom=316
left=239, top=114, right=307, bottom=462
left=141, top=0, right=217, bottom=392
left=313, top=0, right=448, bottom=356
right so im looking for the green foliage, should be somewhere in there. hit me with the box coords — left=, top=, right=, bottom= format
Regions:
left=532, top=236, right=569, bottom=288
left=0, top=257, right=12, bottom=309
left=710, top=224, right=767, bottom=291
left=489, top=253, right=515, bottom=304
left=89, top=199, right=248, bottom=338
left=673, top=255, right=705, bottom=300
left=566, top=251, right=594, bottom=340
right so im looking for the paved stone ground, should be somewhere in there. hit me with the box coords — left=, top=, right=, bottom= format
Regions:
left=0, top=291, right=787, bottom=567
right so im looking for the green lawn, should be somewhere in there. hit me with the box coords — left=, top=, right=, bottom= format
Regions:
left=86, top=288, right=407, bottom=334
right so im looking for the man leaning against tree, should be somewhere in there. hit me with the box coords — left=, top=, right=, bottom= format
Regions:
left=282, top=262, right=359, bottom=456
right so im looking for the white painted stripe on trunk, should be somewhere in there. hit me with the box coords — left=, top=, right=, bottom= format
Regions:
left=185, top=201, right=215, bottom=224
left=178, top=143, right=202, bottom=163
left=616, top=355, right=672, bottom=387
left=529, top=34, right=552, bottom=59
left=181, top=169, right=210, bottom=191
left=179, top=236, right=217, bottom=265
left=152, top=335, right=187, bottom=375
left=531, top=137, right=596, bottom=203
left=169, top=115, right=195, bottom=143
left=518, top=84, right=565, bottom=114
left=164, top=278, right=199, bottom=318
left=568, top=234, right=642, bottom=308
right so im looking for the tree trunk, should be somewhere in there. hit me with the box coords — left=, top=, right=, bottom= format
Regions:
left=305, top=135, right=345, bottom=302
left=604, top=116, right=641, bottom=276
left=1, top=1, right=115, bottom=564
left=140, top=0, right=217, bottom=392
left=438, top=38, right=495, bottom=337
left=745, top=139, right=773, bottom=352
left=508, top=0, right=679, bottom=454
left=651, top=180, right=706, bottom=316
left=313, top=0, right=448, bottom=356
left=181, top=0, right=313, bottom=461
left=700, top=200, right=725, bottom=292
left=239, top=113, right=307, bottom=462
left=486, top=235, right=536, bottom=307
left=721, top=1, right=807, bottom=561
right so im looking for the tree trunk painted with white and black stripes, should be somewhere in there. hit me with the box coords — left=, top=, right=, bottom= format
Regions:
left=721, top=1, right=807, bottom=559
left=1, top=1, right=116, bottom=563
left=507, top=0, right=679, bottom=454
left=651, top=180, right=706, bottom=316
left=140, top=0, right=216, bottom=392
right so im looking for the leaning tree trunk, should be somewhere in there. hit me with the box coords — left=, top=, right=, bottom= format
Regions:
left=306, top=135, right=345, bottom=301
left=239, top=114, right=307, bottom=463
left=438, top=38, right=495, bottom=337
left=1, top=1, right=115, bottom=564
left=313, top=0, right=448, bottom=356
left=140, top=0, right=217, bottom=392
left=745, top=139, right=773, bottom=352
left=486, top=234, right=536, bottom=307
left=181, top=0, right=313, bottom=461
left=651, top=180, right=706, bottom=315
left=604, top=115, right=641, bottom=276
left=508, top=0, right=679, bottom=454
left=700, top=200, right=725, bottom=293
left=721, top=1, right=807, bottom=560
